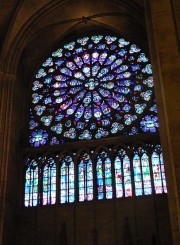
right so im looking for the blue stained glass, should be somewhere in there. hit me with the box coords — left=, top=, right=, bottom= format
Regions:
left=105, top=157, right=113, bottom=199
left=55, top=114, right=64, bottom=121
left=82, top=52, right=90, bottom=64
left=30, top=129, right=48, bottom=147
left=141, top=152, right=152, bottom=195
left=77, top=37, right=89, bottom=45
left=105, top=36, right=117, bottom=44
left=55, top=59, right=64, bottom=66
left=137, top=53, right=148, bottom=62
left=32, top=81, right=43, bottom=91
left=141, top=90, right=152, bottom=101
left=64, top=42, right=75, bottom=50
left=24, top=159, right=39, bottom=207
left=134, top=103, right=146, bottom=114
left=123, top=155, right=132, bottom=197
left=64, top=128, right=76, bottom=139
left=74, top=56, right=83, bottom=66
left=36, top=68, right=46, bottom=78
left=42, top=158, right=56, bottom=205
left=32, top=93, right=42, bottom=104
left=97, top=44, right=106, bottom=49
left=30, top=34, right=157, bottom=146
left=78, top=153, right=93, bottom=202
left=130, top=44, right=141, bottom=53
left=140, top=115, right=159, bottom=133
left=95, top=128, right=109, bottom=138
left=50, top=136, right=59, bottom=145
left=52, top=49, right=63, bottom=57
left=152, top=147, right=167, bottom=194
left=76, top=122, right=85, bottom=130
left=111, top=122, right=124, bottom=134
left=104, top=55, right=116, bottom=65
left=98, top=67, right=109, bottom=77
left=101, top=103, right=111, bottom=115
left=29, top=120, right=38, bottom=129
left=118, top=38, right=129, bottom=47
left=150, top=104, right=157, bottom=113
left=84, top=108, right=92, bottom=120
left=115, top=156, right=123, bottom=197
left=79, top=130, right=92, bottom=140
left=124, top=114, right=137, bottom=125
left=99, top=52, right=108, bottom=64
left=41, top=116, right=52, bottom=126
left=94, top=108, right=102, bottom=118
left=97, top=157, right=104, bottom=200
left=91, top=35, right=103, bottom=43
left=92, top=51, right=99, bottom=63
left=60, top=156, right=75, bottom=203
left=143, top=76, right=154, bottom=87
left=133, top=154, right=143, bottom=196
left=96, top=151, right=112, bottom=200
left=102, top=119, right=110, bottom=126
left=92, top=65, right=100, bottom=76
left=142, top=64, right=152, bottom=74
left=118, top=49, right=127, bottom=56
left=42, top=58, right=53, bottom=67
left=75, top=106, right=84, bottom=119
left=122, top=104, right=131, bottom=112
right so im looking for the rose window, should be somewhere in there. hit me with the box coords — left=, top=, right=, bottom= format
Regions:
left=29, top=35, right=158, bottom=147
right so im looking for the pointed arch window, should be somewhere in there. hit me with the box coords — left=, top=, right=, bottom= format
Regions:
left=42, top=156, right=56, bottom=205
left=96, top=150, right=113, bottom=200
left=24, top=158, right=39, bottom=207
left=60, top=155, right=75, bottom=204
left=152, top=145, right=167, bottom=194
left=115, top=149, right=132, bottom=198
left=78, top=152, right=93, bottom=202
left=133, top=147, right=152, bottom=196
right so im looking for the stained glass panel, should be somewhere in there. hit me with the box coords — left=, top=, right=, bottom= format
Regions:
left=29, top=35, right=159, bottom=147
left=115, top=156, right=123, bottom=198
left=78, top=153, right=93, bottom=202
left=133, top=153, right=143, bottom=196
left=60, top=155, right=75, bottom=203
left=96, top=151, right=112, bottom=200
left=24, top=159, right=39, bottom=207
left=152, top=146, right=167, bottom=194
left=123, top=155, right=132, bottom=197
left=141, top=152, right=152, bottom=195
left=42, top=157, right=56, bottom=205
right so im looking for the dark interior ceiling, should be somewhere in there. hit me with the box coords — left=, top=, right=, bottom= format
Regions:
left=0, top=0, right=144, bottom=50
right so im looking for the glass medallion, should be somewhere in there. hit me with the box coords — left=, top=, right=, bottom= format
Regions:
left=29, top=34, right=159, bottom=146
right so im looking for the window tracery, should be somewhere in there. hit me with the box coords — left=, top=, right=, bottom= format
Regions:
left=24, top=34, right=167, bottom=207
left=29, top=35, right=158, bottom=146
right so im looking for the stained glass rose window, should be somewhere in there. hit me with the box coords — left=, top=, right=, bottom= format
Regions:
left=29, top=35, right=158, bottom=146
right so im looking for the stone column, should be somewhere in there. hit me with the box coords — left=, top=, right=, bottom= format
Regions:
left=145, top=0, right=180, bottom=244
left=0, top=71, right=17, bottom=245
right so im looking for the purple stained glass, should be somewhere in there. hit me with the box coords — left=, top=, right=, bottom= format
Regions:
left=29, top=35, right=159, bottom=146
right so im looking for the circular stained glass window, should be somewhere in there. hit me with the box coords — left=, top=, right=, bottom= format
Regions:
left=29, top=35, right=159, bottom=147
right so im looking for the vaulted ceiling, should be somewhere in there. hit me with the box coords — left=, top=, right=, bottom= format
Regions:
left=0, top=0, right=145, bottom=74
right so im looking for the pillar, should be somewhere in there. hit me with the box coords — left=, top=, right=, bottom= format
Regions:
left=0, top=71, right=17, bottom=245
left=145, top=0, right=180, bottom=244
